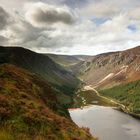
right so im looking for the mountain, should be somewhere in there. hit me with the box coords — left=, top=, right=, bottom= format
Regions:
left=75, top=46, right=140, bottom=89
left=0, top=64, right=96, bottom=140
left=46, top=54, right=91, bottom=73
left=47, top=54, right=82, bottom=67
left=0, top=46, right=79, bottom=98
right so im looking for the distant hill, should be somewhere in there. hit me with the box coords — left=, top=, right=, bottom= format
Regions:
left=0, top=64, right=96, bottom=140
left=46, top=54, right=91, bottom=73
left=74, top=46, right=140, bottom=89
left=47, top=54, right=82, bottom=67
left=0, top=46, right=80, bottom=97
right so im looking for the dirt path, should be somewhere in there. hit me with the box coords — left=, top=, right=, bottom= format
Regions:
left=83, top=85, right=128, bottom=111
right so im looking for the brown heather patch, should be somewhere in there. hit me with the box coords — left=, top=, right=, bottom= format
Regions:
left=0, top=64, right=96, bottom=140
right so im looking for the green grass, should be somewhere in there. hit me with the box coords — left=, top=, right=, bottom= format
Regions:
left=73, top=90, right=116, bottom=108
left=100, top=80, right=140, bottom=114
left=0, top=130, right=14, bottom=140
left=0, top=69, right=5, bottom=76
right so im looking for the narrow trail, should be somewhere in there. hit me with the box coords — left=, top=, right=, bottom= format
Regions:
left=76, top=85, right=140, bottom=118
left=82, top=85, right=128, bottom=111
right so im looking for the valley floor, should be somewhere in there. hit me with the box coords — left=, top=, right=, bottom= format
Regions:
left=82, top=85, right=140, bottom=119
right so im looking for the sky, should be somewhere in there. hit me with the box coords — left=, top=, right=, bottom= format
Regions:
left=0, top=0, right=140, bottom=55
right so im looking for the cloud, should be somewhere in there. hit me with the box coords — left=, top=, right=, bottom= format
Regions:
left=79, top=1, right=120, bottom=18
left=129, top=8, right=140, bottom=20
left=58, top=0, right=90, bottom=8
left=0, top=35, right=8, bottom=45
left=5, top=19, right=42, bottom=46
left=79, top=0, right=140, bottom=19
left=25, top=2, right=76, bottom=28
left=0, top=0, right=140, bottom=55
left=0, top=6, right=11, bottom=29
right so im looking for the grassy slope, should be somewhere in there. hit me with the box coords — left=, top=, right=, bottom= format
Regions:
left=0, top=64, right=96, bottom=140
left=0, top=46, right=80, bottom=97
left=100, top=80, right=140, bottom=114
left=73, top=90, right=116, bottom=108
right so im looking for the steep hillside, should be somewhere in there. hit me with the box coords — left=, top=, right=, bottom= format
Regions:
left=100, top=80, right=140, bottom=116
left=0, top=46, right=79, bottom=96
left=75, top=46, right=140, bottom=89
left=0, top=64, right=95, bottom=140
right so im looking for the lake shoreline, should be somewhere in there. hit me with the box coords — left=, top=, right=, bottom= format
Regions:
left=69, top=105, right=140, bottom=140
left=115, top=107, right=140, bottom=120
left=74, top=85, right=140, bottom=120
left=82, top=85, right=140, bottom=119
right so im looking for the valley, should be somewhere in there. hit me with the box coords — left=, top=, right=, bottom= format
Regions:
left=0, top=46, right=80, bottom=98
left=73, top=86, right=117, bottom=108
left=0, top=46, right=140, bottom=140
left=69, top=46, right=140, bottom=117
left=1, top=0, right=140, bottom=139
left=0, top=47, right=97, bottom=140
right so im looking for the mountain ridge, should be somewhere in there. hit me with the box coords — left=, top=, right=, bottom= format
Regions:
left=73, top=46, right=140, bottom=89
left=0, top=46, right=80, bottom=99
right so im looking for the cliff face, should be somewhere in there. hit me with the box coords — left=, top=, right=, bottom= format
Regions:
left=75, top=46, right=140, bottom=89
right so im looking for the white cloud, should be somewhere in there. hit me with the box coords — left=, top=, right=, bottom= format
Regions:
left=80, top=1, right=120, bottom=18
left=129, top=8, right=140, bottom=20
left=0, top=0, right=140, bottom=55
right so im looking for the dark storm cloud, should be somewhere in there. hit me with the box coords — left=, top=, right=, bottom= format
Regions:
left=32, top=8, right=75, bottom=24
left=0, top=6, right=11, bottom=29
left=25, top=3, right=76, bottom=27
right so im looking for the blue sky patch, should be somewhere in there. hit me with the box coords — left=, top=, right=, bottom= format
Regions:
left=91, top=17, right=111, bottom=25
left=128, top=25, right=137, bottom=32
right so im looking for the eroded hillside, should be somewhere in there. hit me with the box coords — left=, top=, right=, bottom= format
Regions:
left=74, top=46, right=140, bottom=89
